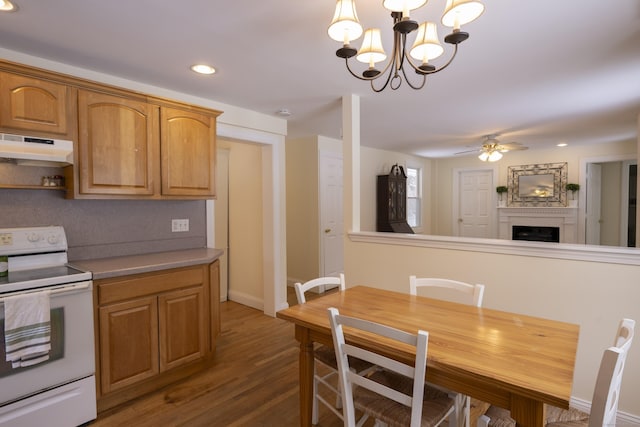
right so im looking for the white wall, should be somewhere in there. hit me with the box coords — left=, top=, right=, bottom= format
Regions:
left=217, top=140, right=265, bottom=308
left=286, top=136, right=320, bottom=284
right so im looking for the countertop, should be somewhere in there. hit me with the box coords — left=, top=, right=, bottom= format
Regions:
left=68, top=248, right=224, bottom=280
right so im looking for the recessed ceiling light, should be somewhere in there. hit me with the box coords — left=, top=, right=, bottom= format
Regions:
left=557, top=143, right=568, bottom=147
left=0, top=0, right=17, bottom=12
left=190, top=64, right=216, bottom=75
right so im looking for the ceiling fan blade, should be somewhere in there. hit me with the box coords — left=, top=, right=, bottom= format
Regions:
left=498, top=142, right=528, bottom=152
left=454, top=148, right=481, bottom=155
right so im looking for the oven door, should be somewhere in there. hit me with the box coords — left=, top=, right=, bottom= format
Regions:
left=0, top=281, right=95, bottom=406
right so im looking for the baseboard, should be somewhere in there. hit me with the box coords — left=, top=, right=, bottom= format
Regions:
left=287, top=276, right=304, bottom=287
left=227, top=290, right=263, bottom=311
left=570, top=397, right=640, bottom=426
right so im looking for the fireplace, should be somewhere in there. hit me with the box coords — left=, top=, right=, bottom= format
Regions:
left=512, top=225, right=560, bottom=243
left=498, top=207, right=578, bottom=243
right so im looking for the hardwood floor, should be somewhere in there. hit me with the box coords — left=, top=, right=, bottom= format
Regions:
left=92, top=291, right=489, bottom=426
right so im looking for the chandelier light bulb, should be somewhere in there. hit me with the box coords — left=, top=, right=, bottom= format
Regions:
left=328, top=0, right=363, bottom=43
left=442, top=0, right=485, bottom=29
left=410, top=22, right=444, bottom=62
left=383, top=0, right=427, bottom=13
left=356, top=28, right=387, bottom=65
left=0, top=0, right=17, bottom=12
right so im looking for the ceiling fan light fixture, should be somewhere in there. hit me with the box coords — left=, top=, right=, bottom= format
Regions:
left=488, top=151, right=503, bottom=161
left=478, top=152, right=489, bottom=161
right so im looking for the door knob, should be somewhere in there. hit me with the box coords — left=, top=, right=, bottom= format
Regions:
left=324, top=229, right=331, bottom=233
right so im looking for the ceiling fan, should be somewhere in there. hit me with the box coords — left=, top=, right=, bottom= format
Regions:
left=455, top=134, right=528, bottom=161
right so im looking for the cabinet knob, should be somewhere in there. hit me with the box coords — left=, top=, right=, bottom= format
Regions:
left=458, top=218, right=463, bottom=223
left=324, top=229, right=331, bottom=233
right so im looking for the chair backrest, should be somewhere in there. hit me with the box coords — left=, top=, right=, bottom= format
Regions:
left=294, top=273, right=345, bottom=304
left=409, top=276, right=485, bottom=307
left=328, top=307, right=429, bottom=427
left=588, top=318, right=635, bottom=427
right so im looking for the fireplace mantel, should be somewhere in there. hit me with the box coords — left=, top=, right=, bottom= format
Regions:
left=498, top=207, right=578, bottom=243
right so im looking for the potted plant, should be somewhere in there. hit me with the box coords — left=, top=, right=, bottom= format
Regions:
left=566, top=183, right=580, bottom=207
left=496, top=186, right=508, bottom=207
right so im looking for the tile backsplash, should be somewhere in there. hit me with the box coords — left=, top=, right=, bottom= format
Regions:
left=1, top=189, right=207, bottom=261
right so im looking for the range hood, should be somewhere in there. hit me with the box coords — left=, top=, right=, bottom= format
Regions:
left=0, top=133, right=74, bottom=167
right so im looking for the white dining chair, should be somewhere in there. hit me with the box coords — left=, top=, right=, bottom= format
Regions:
left=328, top=307, right=455, bottom=427
left=477, top=318, right=635, bottom=427
left=294, top=274, right=373, bottom=424
left=409, top=276, right=485, bottom=427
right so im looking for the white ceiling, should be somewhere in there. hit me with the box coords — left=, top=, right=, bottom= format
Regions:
left=0, top=0, right=639, bottom=158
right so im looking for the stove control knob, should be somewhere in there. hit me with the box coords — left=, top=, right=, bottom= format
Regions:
left=47, top=234, right=60, bottom=244
left=27, top=233, right=42, bottom=243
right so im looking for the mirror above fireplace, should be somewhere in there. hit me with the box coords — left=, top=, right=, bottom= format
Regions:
left=508, top=162, right=568, bottom=207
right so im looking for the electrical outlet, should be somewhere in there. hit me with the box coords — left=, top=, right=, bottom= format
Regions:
left=171, top=219, right=189, bottom=232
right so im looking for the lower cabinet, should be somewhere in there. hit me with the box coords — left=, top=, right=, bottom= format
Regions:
left=94, top=262, right=219, bottom=410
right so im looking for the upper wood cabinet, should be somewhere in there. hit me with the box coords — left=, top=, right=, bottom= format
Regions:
left=161, top=107, right=217, bottom=197
left=77, top=90, right=159, bottom=196
left=0, top=60, right=222, bottom=199
left=0, top=72, right=76, bottom=139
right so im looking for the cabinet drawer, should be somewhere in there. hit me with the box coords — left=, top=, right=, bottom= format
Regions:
left=97, top=265, right=206, bottom=305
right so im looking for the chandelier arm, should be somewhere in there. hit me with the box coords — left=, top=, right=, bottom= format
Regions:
left=400, top=64, right=427, bottom=90
left=343, top=52, right=397, bottom=82
left=370, top=56, right=399, bottom=92
left=397, top=35, right=427, bottom=90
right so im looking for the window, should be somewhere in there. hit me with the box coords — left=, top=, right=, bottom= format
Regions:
left=406, top=167, right=421, bottom=228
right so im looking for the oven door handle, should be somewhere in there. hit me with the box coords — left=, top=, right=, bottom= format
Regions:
left=0, top=281, right=92, bottom=302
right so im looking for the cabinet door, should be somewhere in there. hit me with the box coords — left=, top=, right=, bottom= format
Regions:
left=160, top=107, right=216, bottom=197
left=158, top=286, right=207, bottom=371
left=0, top=72, right=75, bottom=137
left=78, top=90, right=159, bottom=195
left=99, top=296, right=159, bottom=394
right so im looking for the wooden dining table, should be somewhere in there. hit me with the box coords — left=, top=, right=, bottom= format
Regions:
left=276, top=286, right=580, bottom=427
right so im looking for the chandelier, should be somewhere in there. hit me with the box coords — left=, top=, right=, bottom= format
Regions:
left=328, top=0, right=484, bottom=92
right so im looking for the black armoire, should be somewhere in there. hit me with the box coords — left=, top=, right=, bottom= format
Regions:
left=376, top=164, right=414, bottom=233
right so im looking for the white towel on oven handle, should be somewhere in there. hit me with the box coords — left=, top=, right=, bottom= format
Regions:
left=4, top=290, right=52, bottom=368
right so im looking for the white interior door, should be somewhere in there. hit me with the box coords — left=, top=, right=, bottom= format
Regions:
left=586, top=163, right=602, bottom=245
left=214, top=149, right=229, bottom=301
left=319, top=151, right=343, bottom=287
left=456, top=169, right=493, bottom=238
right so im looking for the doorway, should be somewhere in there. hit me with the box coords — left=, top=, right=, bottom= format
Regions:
left=453, top=168, right=496, bottom=238
left=319, top=150, right=344, bottom=281
left=581, top=155, right=637, bottom=247
left=208, top=124, right=287, bottom=317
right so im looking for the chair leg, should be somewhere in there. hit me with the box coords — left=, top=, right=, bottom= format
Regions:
left=464, top=396, right=471, bottom=427
left=312, top=365, right=319, bottom=425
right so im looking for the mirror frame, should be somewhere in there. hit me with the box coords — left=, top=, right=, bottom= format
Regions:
left=508, top=162, right=567, bottom=207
